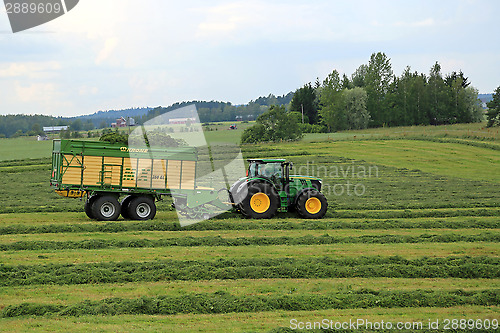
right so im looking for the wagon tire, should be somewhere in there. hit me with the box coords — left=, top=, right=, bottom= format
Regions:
left=84, top=196, right=98, bottom=220
left=91, top=195, right=121, bottom=221
left=127, top=196, right=156, bottom=220
left=120, top=195, right=134, bottom=220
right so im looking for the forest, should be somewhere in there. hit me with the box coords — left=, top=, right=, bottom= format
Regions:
left=291, top=52, right=484, bottom=132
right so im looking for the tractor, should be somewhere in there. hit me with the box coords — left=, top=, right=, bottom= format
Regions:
left=51, top=139, right=327, bottom=221
left=229, top=159, right=328, bottom=219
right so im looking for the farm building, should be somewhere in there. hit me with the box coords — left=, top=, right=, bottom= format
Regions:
left=43, top=126, right=69, bottom=134
left=168, top=117, right=197, bottom=125
left=111, top=117, right=127, bottom=128
left=111, top=117, right=136, bottom=128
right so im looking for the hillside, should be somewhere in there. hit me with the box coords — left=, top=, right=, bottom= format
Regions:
left=75, top=107, right=153, bottom=127
left=0, top=92, right=294, bottom=137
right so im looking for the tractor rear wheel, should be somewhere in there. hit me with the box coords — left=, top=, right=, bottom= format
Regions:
left=127, top=196, right=156, bottom=220
left=240, top=182, right=279, bottom=219
left=296, top=190, right=328, bottom=219
left=91, top=195, right=121, bottom=221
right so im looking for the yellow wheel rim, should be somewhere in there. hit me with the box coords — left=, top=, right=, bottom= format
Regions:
left=305, top=197, right=321, bottom=214
left=250, top=193, right=270, bottom=213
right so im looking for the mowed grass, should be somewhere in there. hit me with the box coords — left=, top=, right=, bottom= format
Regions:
left=250, top=139, right=500, bottom=183
left=321, top=140, right=499, bottom=182
left=1, top=306, right=498, bottom=333
left=2, top=278, right=498, bottom=307
left=0, top=124, right=499, bottom=332
left=0, top=137, right=54, bottom=161
left=303, top=121, right=500, bottom=141
left=2, top=243, right=499, bottom=266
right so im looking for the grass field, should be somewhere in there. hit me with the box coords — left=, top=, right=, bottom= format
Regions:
left=0, top=137, right=54, bottom=161
left=0, top=122, right=498, bottom=332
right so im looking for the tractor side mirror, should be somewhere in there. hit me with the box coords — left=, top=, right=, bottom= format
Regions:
left=289, top=162, right=293, bottom=170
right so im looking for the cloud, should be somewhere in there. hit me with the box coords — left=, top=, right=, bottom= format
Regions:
left=394, top=18, right=435, bottom=28
left=78, top=85, right=99, bottom=96
left=0, top=0, right=499, bottom=117
left=0, top=61, right=61, bottom=79
left=95, top=37, right=119, bottom=65
left=193, top=1, right=341, bottom=43
left=9, top=81, right=72, bottom=115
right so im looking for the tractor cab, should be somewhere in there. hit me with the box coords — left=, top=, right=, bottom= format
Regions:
left=229, top=158, right=327, bottom=219
left=247, top=159, right=287, bottom=184
left=247, top=158, right=301, bottom=191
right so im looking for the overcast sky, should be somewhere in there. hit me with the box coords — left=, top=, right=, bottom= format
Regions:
left=0, top=0, right=498, bottom=117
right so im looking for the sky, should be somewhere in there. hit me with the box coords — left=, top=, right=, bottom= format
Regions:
left=0, top=0, right=498, bottom=117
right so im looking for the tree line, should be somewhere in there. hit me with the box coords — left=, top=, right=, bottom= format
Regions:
left=293, top=52, right=484, bottom=130
left=0, top=115, right=96, bottom=138
left=0, top=115, right=67, bottom=138
left=138, top=93, right=293, bottom=124
left=242, top=52, right=487, bottom=143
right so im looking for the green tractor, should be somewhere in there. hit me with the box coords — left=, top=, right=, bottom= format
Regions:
left=229, top=159, right=328, bottom=219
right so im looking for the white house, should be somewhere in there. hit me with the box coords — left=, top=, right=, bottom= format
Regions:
left=43, top=126, right=69, bottom=134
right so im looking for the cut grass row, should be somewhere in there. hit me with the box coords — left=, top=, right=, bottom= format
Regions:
left=1, top=228, right=497, bottom=244
left=1, top=256, right=498, bottom=286
left=2, top=278, right=498, bottom=308
left=1, top=306, right=498, bottom=333
left=0, top=232, right=497, bottom=251
left=2, top=289, right=498, bottom=318
left=3, top=242, right=498, bottom=266
left=1, top=215, right=499, bottom=235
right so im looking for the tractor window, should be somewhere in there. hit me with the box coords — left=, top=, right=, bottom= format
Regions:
left=259, top=163, right=282, bottom=179
left=248, top=163, right=257, bottom=177
left=248, top=162, right=283, bottom=179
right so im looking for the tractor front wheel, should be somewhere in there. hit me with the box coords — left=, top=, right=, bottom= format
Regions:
left=296, top=190, right=328, bottom=219
left=240, top=182, right=279, bottom=219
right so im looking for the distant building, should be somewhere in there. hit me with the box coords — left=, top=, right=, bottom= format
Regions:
left=235, top=116, right=243, bottom=121
left=168, top=117, right=197, bottom=125
left=37, top=135, right=48, bottom=141
left=111, top=117, right=127, bottom=128
left=43, top=126, right=68, bottom=133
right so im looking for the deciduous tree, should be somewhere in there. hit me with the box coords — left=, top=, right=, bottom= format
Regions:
left=290, top=83, right=318, bottom=124
left=365, top=52, right=393, bottom=127
left=486, top=86, right=500, bottom=127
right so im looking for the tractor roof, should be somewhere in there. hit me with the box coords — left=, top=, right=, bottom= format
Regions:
left=247, top=159, right=286, bottom=163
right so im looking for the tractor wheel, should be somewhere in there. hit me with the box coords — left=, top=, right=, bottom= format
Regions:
left=295, top=190, right=328, bottom=219
left=84, top=196, right=98, bottom=219
left=240, top=182, right=279, bottom=219
left=120, top=195, right=134, bottom=220
left=127, top=196, right=156, bottom=220
left=91, top=195, right=121, bottom=221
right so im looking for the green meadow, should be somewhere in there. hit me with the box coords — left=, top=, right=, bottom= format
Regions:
left=0, top=122, right=498, bottom=332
